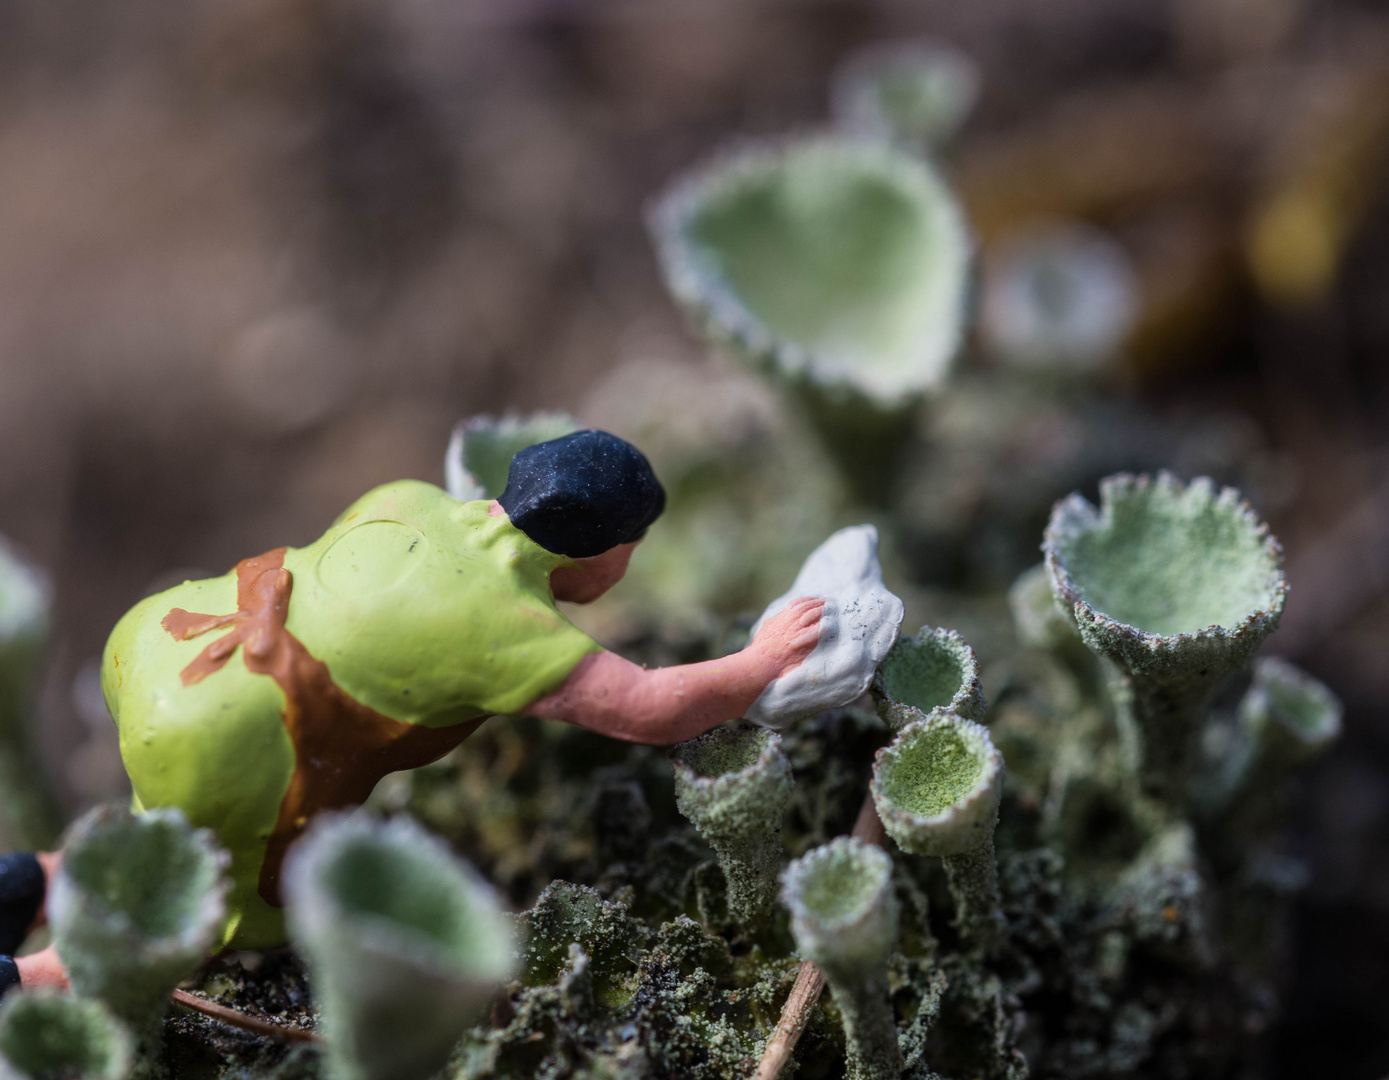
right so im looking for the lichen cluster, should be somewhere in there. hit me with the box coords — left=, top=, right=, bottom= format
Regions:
left=143, top=485, right=1327, bottom=1078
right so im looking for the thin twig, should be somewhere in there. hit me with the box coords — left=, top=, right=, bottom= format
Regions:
left=170, top=988, right=321, bottom=1044
left=753, top=791, right=886, bottom=1080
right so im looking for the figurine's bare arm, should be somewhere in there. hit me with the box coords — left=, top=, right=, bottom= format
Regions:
left=528, top=597, right=825, bottom=745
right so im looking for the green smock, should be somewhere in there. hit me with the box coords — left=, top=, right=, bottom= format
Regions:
left=102, top=481, right=601, bottom=948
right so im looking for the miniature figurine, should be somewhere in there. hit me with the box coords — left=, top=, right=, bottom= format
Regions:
left=0, top=430, right=826, bottom=994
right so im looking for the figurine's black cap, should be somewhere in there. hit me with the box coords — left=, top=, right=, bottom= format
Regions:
left=499, top=430, right=666, bottom=558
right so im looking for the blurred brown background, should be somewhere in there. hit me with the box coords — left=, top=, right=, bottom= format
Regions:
left=1, top=0, right=1387, bottom=1075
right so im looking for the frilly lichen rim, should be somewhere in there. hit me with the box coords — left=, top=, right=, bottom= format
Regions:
left=283, top=813, right=515, bottom=984
left=647, top=134, right=971, bottom=410
left=871, top=625, right=984, bottom=728
left=780, top=836, right=895, bottom=938
left=1042, top=472, right=1288, bottom=667
left=51, top=806, right=230, bottom=958
left=669, top=726, right=791, bottom=802
left=871, top=713, right=1003, bottom=851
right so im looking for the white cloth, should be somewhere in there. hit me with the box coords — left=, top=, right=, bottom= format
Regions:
left=745, top=525, right=904, bottom=730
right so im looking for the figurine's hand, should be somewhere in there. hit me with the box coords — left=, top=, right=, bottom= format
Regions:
left=750, top=597, right=825, bottom=681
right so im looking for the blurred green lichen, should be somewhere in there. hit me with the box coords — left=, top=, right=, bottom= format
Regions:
left=830, top=40, right=981, bottom=154
left=49, top=806, right=230, bottom=1037
left=0, top=992, right=132, bottom=1080
left=650, top=135, right=970, bottom=499
left=445, top=414, right=579, bottom=503
left=0, top=535, right=62, bottom=850
left=284, top=814, right=516, bottom=1080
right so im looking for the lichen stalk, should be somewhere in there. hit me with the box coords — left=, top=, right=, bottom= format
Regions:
left=827, top=965, right=900, bottom=1080
left=941, top=835, right=1000, bottom=945
left=1043, top=472, right=1288, bottom=806
left=670, top=726, right=794, bottom=922
left=781, top=838, right=901, bottom=1080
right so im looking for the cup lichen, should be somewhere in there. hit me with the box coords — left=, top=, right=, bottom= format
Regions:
left=870, top=624, right=985, bottom=731
left=283, top=812, right=517, bottom=1080
left=1203, top=657, right=1342, bottom=831
left=670, top=725, right=793, bottom=923
left=445, top=412, right=578, bottom=503
left=47, top=806, right=229, bottom=1035
left=0, top=992, right=132, bottom=1080
left=872, top=712, right=1004, bottom=948
left=1238, top=656, right=1341, bottom=772
left=1044, top=472, right=1288, bottom=804
left=650, top=136, right=970, bottom=500
left=981, top=220, right=1139, bottom=373
left=650, top=137, right=969, bottom=412
left=830, top=39, right=980, bottom=154
left=780, top=837, right=900, bottom=1080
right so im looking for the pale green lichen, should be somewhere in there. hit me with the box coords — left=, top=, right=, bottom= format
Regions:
left=0, top=536, right=61, bottom=850
left=283, top=813, right=516, bottom=1080
left=649, top=136, right=970, bottom=412
left=1044, top=472, right=1288, bottom=804
left=872, top=712, right=1004, bottom=949
left=516, top=881, right=642, bottom=1010
left=48, top=806, right=229, bottom=1036
left=445, top=412, right=578, bottom=502
left=980, top=220, right=1139, bottom=373
left=0, top=992, right=133, bottom=1080
left=1007, top=562, right=1082, bottom=653
left=781, top=838, right=900, bottom=1080
left=1239, top=656, right=1341, bottom=765
left=670, top=726, right=793, bottom=923
left=830, top=39, right=981, bottom=153
left=871, top=625, right=985, bottom=731
left=1201, top=657, right=1342, bottom=834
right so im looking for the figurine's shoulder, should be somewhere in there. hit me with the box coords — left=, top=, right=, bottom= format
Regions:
left=327, top=479, right=466, bottom=530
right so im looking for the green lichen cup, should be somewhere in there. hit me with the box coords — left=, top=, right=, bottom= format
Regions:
left=283, top=813, right=517, bottom=1080
left=872, top=713, right=1004, bottom=947
left=650, top=136, right=970, bottom=497
left=830, top=39, right=980, bottom=152
left=870, top=625, right=984, bottom=731
left=0, top=992, right=132, bottom=1080
left=781, top=838, right=900, bottom=1080
left=669, top=725, right=793, bottom=923
left=1008, top=563, right=1082, bottom=652
left=980, top=220, right=1139, bottom=374
left=444, top=412, right=578, bottom=502
left=1207, top=657, right=1343, bottom=830
left=48, top=806, right=230, bottom=1034
left=1044, top=472, right=1288, bottom=803
left=0, top=536, right=60, bottom=849
left=1238, top=656, right=1342, bottom=770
